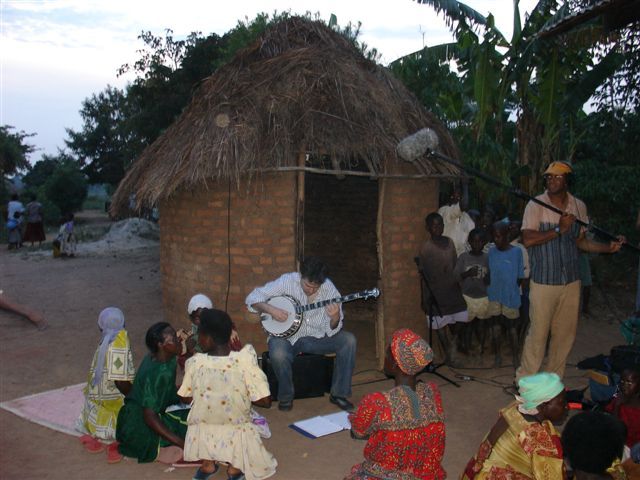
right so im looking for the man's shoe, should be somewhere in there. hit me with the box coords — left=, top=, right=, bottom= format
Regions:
left=329, top=395, right=355, bottom=412
left=278, top=400, right=293, bottom=411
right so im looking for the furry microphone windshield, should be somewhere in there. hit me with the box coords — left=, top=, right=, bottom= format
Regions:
left=396, top=128, right=440, bottom=162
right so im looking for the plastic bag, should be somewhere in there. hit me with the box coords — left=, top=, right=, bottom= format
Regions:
left=250, top=408, right=271, bottom=439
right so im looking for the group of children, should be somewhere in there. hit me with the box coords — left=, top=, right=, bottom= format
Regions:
left=77, top=296, right=275, bottom=480
left=421, top=209, right=528, bottom=365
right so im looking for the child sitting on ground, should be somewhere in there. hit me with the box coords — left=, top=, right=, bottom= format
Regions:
left=77, top=307, right=134, bottom=462
left=487, top=221, right=524, bottom=365
left=177, top=294, right=242, bottom=369
left=178, top=308, right=277, bottom=480
left=454, top=228, right=490, bottom=352
left=606, top=367, right=640, bottom=452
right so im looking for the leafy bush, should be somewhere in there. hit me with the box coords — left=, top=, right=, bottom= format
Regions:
left=43, top=163, right=88, bottom=215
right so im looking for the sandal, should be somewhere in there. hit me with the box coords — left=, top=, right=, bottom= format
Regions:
left=106, top=442, right=122, bottom=464
left=227, top=473, right=245, bottom=480
left=81, top=436, right=105, bottom=453
left=192, top=464, right=219, bottom=480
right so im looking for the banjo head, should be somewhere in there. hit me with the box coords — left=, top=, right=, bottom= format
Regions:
left=261, top=295, right=303, bottom=338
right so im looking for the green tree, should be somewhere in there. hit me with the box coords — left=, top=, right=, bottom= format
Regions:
left=43, top=159, right=88, bottom=215
left=393, top=0, right=625, bottom=199
left=65, top=86, right=132, bottom=186
left=22, top=153, right=63, bottom=190
left=0, top=125, right=36, bottom=175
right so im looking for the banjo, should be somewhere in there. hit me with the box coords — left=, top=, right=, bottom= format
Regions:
left=260, top=288, right=380, bottom=338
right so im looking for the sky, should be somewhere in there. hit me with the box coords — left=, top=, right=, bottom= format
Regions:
left=1, top=0, right=537, bottom=164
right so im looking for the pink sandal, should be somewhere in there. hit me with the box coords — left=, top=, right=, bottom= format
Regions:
left=81, top=436, right=105, bottom=453
left=106, top=442, right=122, bottom=463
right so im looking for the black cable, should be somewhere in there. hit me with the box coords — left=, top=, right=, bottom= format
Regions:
left=225, top=177, right=232, bottom=311
left=426, top=150, right=638, bottom=254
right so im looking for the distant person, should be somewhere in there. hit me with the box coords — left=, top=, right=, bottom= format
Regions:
left=346, top=328, right=446, bottom=480
left=178, top=309, right=277, bottom=480
left=418, top=212, right=469, bottom=358
left=116, top=322, right=189, bottom=464
left=77, top=307, right=134, bottom=463
left=6, top=211, right=22, bottom=250
left=23, top=193, right=45, bottom=247
left=7, top=193, right=24, bottom=227
left=516, top=161, right=625, bottom=381
left=462, top=372, right=568, bottom=479
left=0, top=292, right=47, bottom=330
left=7, top=193, right=24, bottom=249
left=53, top=213, right=76, bottom=258
left=562, top=411, right=627, bottom=480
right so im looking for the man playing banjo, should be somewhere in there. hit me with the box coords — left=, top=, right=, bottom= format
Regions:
left=245, top=256, right=357, bottom=412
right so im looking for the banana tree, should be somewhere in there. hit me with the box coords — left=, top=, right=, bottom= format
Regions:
left=394, top=0, right=624, bottom=194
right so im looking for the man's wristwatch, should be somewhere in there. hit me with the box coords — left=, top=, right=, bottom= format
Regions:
left=554, top=226, right=561, bottom=236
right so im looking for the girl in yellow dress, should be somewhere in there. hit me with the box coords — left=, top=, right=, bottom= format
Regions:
left=178, top=308, right=276, bottom=480
left=77, top=307, right=134, bottom=462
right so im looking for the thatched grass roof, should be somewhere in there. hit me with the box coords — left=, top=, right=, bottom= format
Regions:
left=112, top=16, right=460, bottom=212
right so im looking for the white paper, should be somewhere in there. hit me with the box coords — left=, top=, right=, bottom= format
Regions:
left=291, top=411, right=351, bottom=438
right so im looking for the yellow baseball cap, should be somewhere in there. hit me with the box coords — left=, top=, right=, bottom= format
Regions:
left=544, top=161, right=573, bottom=176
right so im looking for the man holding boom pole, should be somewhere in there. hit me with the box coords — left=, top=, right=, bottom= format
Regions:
left=515, top=161, right=625, bottom=381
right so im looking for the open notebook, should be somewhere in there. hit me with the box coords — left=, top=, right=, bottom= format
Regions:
left=289, top=411, right=351, bottom=438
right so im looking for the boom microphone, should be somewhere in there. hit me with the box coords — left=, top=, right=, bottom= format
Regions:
left=404, top=133, right=639, bottom=254
left=396, top=128, right=440, bottom=162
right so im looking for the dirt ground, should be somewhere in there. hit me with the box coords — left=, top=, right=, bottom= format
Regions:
left=1, top=211, right=637, bottom=480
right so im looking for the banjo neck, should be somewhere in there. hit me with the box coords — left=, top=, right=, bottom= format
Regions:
left=295, top=291, right=370, bottom=314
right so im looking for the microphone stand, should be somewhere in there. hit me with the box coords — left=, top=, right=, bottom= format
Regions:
left=425, top=150, right=639, bottom=254
left=414, top=257, right=461, bottom=388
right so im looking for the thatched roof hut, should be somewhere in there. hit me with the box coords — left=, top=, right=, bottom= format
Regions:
left=112, top=16, right=462, bottom=361
left=112, top=16, right=459, bottom=212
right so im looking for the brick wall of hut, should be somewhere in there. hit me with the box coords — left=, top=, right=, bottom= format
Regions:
left=159, top=172, right=298, bottom=354
left=158, top=170, right=439, bottom=362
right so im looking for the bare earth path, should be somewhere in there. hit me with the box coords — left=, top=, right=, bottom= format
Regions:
left=1, top=214, right=636, bottom=479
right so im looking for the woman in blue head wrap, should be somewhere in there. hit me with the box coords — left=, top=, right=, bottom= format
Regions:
left=77, top=307, right=135, bottom=460
left=462, top=372, right=568, bottom=479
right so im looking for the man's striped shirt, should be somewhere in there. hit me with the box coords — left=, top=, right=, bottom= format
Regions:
left=246, top=272, right=344, bottom=345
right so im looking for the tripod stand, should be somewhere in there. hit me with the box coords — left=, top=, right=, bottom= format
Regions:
left=414, top=257, right=460, bottom=388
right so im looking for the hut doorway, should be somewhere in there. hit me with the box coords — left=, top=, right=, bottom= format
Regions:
left=303, top=172, right=379, bottom=371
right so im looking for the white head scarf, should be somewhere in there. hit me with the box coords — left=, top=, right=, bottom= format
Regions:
left=93, top=307, right=125, bottom=387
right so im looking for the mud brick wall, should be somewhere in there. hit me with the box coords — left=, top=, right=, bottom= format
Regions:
left=378, top=177, right=439, bottom=349
left=159, top=172, right=298, bottom=353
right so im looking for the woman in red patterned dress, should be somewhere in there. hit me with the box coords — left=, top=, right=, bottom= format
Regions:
left=346, top=328, right=446, bottom=480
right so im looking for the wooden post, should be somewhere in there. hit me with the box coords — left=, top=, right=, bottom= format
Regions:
left=375, top=177, right=386, bottom=369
